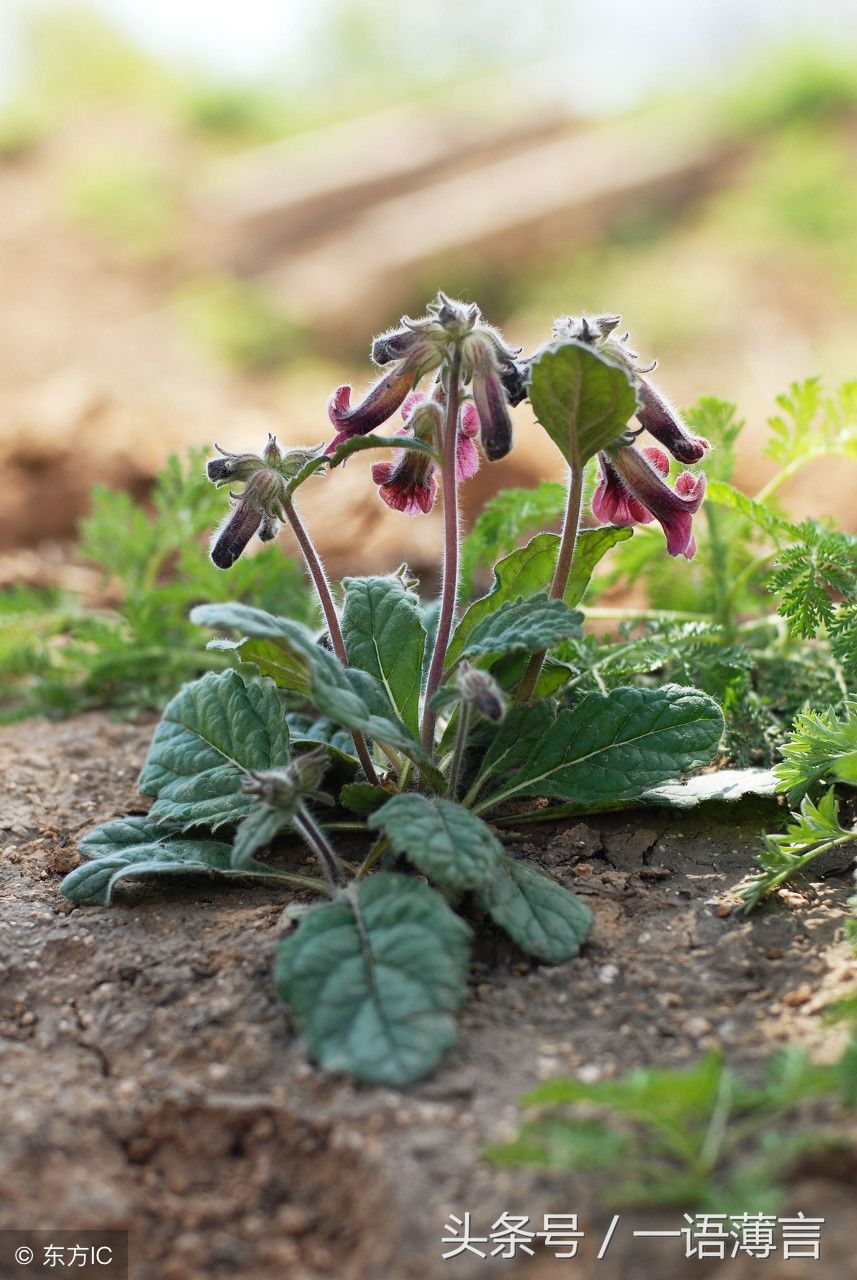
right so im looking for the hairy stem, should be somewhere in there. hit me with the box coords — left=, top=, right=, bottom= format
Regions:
left=515, top=458, right=584, bottom=702
left=446, top=702, right=471, bottom=800
left=283, top=497, right=380, bottom=787
left=421, top=347, right=463, bottom=754
left=293, top=801, right=344, bottom=891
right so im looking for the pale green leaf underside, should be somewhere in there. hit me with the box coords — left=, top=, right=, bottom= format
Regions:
left=65, top=813, right=317, bottom=904
left=528, top=339, right=638, bottom=467
left=192, top=603, right=431, bottom=771
left=275, top=873, right=471, bottom=1085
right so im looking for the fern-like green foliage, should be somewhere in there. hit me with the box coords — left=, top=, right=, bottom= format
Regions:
left=765, top=378, right=857, bottom=468
left=459, top=479, right=565, bottom=594
left=740, top=788, right=856, bottom=911
left=775, top=699, right=857, bottom=799
left=0, top=450, right=311, bottom=720
left=768, top=524, right=857, bottom=639
left=488, top=1050, right=841, bottom=1210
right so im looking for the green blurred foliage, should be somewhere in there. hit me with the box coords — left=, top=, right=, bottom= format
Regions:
left=172, top=274, right=304, bottom=372
left=63, top=158, right=179, bottom=258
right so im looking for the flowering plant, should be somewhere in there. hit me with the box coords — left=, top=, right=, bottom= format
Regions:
left=63, top=294, right=723, bottom=1085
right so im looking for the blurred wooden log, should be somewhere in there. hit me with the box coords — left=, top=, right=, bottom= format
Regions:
left=200, top=101, right=573, bottom=269
left=256, top=112, right=738, bottom=343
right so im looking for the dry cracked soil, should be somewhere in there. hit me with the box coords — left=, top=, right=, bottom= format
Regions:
left=2, top=714, right=857, bottom=1280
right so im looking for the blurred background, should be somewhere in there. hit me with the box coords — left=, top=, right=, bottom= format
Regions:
left=1, top=0, right=857, bottom=579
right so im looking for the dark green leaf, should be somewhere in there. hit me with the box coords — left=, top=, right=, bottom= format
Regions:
left=232, top=804, right=291, bottom=867
left=457, top=593, right=582, bottom=662
left=477, top=854, right=592, bottom=962
left=471, top=685, right=723, bottom=815
left=528, top=340, right=637, bottom=467
left=64, top=814, right=321, bottom=905
left=339, top=782, right=389, bottom=815
left=192, top=604, right=436, bottom=776
left=275, top=873, right=471, bottom=1084
left=342, top=575, right=426, bottom=737
left=139, top=669, right=289, bottom=830
left=369, top=794, right=503, bottom=890
left=447, top=528, right=629, bottom=671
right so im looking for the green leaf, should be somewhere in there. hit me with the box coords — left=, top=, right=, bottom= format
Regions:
left=369, top=794, right=503, bottom=890
left=775, top=698, right=857, bottom=799
left=706, top=479, right=798, bottom=541
left=739, top=788, right=857, bottom=912
left=275, top=873, right=471, bottom=1084
left=471, top=685, right=724, bottom=815
left=232, top=804, right=291, bottom=867
left=447, top=528, right=629, bottom=671
left=456, top=593, right=582, bottom=662
left=339, top=782, right=389, bottom=815
left=460, top=480, right=566, bottom=592
left=476, top=853, right=592, bottom=962
left=64, top=814, right=321, bottom=905
left=192, top=604, right=437, bottom=778
left=528, top=340, right=637, bottom=467
left=139, top=669, right=290, bottom=830
left=341, top=575, right=426, bottom=737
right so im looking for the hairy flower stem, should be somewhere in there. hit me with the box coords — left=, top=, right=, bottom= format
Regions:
left=421, top=346, right=463, bottom=754
left=293, top=801, right=344, bottom=891
left=515, top=460, right=584, bottom=703
left=446, top=703, right=471, bottom=799
left=283, top=497, right=380, bottom=787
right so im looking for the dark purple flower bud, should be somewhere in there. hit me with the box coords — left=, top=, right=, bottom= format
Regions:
left=211, top=501, right=263, bottom=569
left=327, top=341, right=441, bottom=451
left=471, top=340, right=513, bottom=461
left=258, top=515, right=280, bottom=542
left=371, top=326, right=425, bottom=365
left=206, top=444, right=266, bottom=487
left=636, top=377, right=710, bottom=464
left=498, top=358, right=530, bottom=407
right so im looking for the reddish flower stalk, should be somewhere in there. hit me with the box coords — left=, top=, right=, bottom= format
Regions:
left=421, top=347, right=463, bottom=754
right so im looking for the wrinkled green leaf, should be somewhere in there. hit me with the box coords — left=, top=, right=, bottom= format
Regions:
left=275, top=873, right=471, bottom=1084
left=369, top=794, right=502, bottom=890
left=529, top=340, right=637, bottom=467
left=471, top=685, right=723, bottom=815
left=139, top=669, right=289, bottom=830
left=64, top=814, right=321, bottom=904
left=477, top=853, right=592, bottom=962
left=232, top=803, right=291, bottom=867
left=339, top=782, right=389, bottom=815
left=447, top=528, right=629, bottom=671
left=342, top=575, right=426, bottom=737
left=457, top=594, right=582, bottom=662
left=192, top=604, right=437, bottom=778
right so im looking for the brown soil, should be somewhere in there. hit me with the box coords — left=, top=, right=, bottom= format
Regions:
left=2, top=714, right=857, bottom=1280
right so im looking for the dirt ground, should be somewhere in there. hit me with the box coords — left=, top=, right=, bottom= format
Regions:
left=2, top=713, right=857, bottom=1280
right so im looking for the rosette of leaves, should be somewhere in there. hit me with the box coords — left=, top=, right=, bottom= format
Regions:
left=61, top=328, right=724, bottom=1086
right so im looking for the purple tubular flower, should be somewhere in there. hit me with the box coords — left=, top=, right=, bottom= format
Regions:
left=471, top=341, right=513, bottom=461
left=211, top=501, right=263, bottom=569
left=635, top=376, right=710, bottom=464
left=605, top=443, right=706, bottom=558
left=326, top=340, right=441, bottom=452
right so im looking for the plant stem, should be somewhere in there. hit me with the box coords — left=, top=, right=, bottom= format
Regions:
left=356, top=834, right=389, bottom=880
left=293, top=801, right=344, bottom=891
left=421, top=347, right=463, bottom=754
left=446, top=702, right=471, bottom=799
left=283, top=497, right=380, bottom=787
left=515, top=458, right=584, bottom=702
